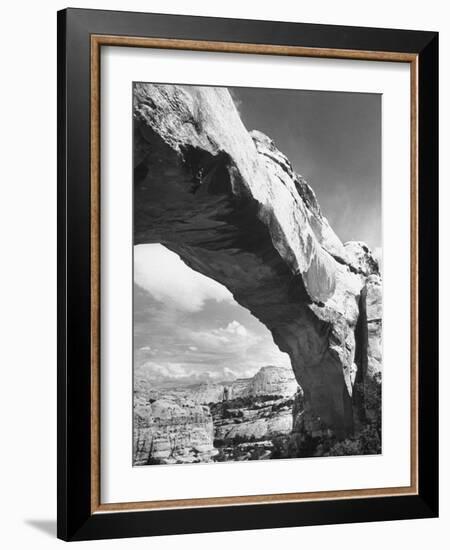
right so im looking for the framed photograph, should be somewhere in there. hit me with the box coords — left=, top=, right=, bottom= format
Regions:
left=57, top=8, right=438, bottom=541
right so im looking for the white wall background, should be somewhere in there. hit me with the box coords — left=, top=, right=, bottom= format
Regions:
left=0, top=1, right=447, bottom=548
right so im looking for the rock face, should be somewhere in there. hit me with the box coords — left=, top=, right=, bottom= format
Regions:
left=179, top=383, right=227, bottom=405
left=137, top=381, right=228, bottom=406
left=214, top=399, right=294, bottom=442
left=133, top=83, right=381, bottom=439
left=212, top=367, right=298, bottom=445
left=364, top=275, right=383, bottom=377
left=133, top=395, right=217, bottom=465
left=134, top=366, right=298, bottom=464
left=228, top=365, right=298, bottom=399
left=344, top=241, right=380, bottom=276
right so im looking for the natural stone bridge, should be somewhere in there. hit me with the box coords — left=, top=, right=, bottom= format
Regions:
left=133, top=83, right=382, bottom=440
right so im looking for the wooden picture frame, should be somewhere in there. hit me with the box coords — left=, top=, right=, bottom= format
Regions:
left=57, top=7, right=438, bottom=541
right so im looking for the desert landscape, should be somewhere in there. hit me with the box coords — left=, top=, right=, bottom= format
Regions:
left=132, top=83, right=382, bottom=466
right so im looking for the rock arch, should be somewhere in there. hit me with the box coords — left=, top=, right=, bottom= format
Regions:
left=133, top=83, right=381, bottom=440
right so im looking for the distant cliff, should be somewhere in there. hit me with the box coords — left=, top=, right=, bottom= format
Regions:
left=227, top=366, right=298, bottom=399
left=133, top=366, right=299, bottom=464
left=133, top=395, right=217, bottom=465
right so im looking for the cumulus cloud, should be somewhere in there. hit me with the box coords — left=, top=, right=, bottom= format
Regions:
left=187, top=320, right=256, bottom=352
left=224, top=320, right=247, bottom=337
left=134, top=244, right=233, bottom=312
left=133, top=246, right=292, bottom=385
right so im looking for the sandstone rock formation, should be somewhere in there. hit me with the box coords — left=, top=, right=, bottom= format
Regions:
left=133, top=395, right=217, bottom=465
left=227, top=365, right=298, bottom=399
left=209, top=367, right=298, bottom=445
left=249, top=365, right=298, bottom=397
left=364, top=274, right=383, bottom=377
left=214, top=400, right=293, bottom=442
left=134, top=366, right=298, bottom=464
left=344, top=241, right=380, bottom=276
left=133, top=83, right=382, bottom=440
left=136, top=380, right=228, bottom=406
left=178, top=383, right=227, bottom=405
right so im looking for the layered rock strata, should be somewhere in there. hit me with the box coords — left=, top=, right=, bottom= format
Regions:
left=133, top=396, right=217, bottom=465
left=227, top=365, right=298, bottom=399
left=214, top=399, right=293, bottom=442
left=133, top=367, right=298, bottom=464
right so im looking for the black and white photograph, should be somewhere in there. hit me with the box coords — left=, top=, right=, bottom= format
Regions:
left=132, top=83, right=382, bottom=466
left=0, top=1, right=443, bottom=545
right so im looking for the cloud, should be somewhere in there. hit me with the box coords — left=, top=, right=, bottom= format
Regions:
left=133, top=246, right=292, bottom=384
left=134, top=244, right=233, bottom=312
left=224, top=320, right=247, bottom=337
left=187, top=320, right=256, bottom=352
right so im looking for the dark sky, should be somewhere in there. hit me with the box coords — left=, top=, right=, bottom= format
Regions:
left=232, top=87, right=382, bottom=250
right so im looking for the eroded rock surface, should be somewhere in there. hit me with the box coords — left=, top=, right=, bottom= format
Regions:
left=133, top=395, right=217, bottom=465
left=133, top=83, right=381, bottom=439
left=177, top=383, right=227, bottom=405
left=365, top=275, right=383, bottom=377
left=134, top=366, right=299, bottom=464
left=214, top=400, right=293, bottom=442
left=212, top=367, right=298, bottom=445
left=228, top=365, right=298, bottom=399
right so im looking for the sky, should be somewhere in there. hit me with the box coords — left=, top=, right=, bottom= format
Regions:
left=134, top=86, right=381, bottom=387
left=232, top=87, right=382, bottom=250
left=134, top=245, right=291, bottom=387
